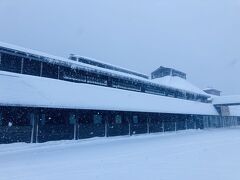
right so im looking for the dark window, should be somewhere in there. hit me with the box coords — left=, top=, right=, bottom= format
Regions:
left=0, top=112, right=2, bottom=126
left=1, top=108, right=31, bottom=126
left=28, top=113, right=35, bottom=126
left=39, top=114, right=46, bottom=126
left=112, top=78, right=141, bottom=91
left=41, top=111, right=69, bottom=125
left=115, top=115, right=122, bottom=124
left=186, top=93, right=195, bottom=100
left=42, top=62, right=59, bottom=79
left=79, top=113, right=91, bottom=124
left=69, top=113, right=77, bottom=125
left=87, top=73, right=108, bottom=86
left=59, top=66, right=86, bottom=83
left=0, top=53, right=22, bottom=73
left=23, top=58, right=41, bottom=76
left=93, top=114, right=103, bottom=124
left=133, top=115, right=139, bottom=124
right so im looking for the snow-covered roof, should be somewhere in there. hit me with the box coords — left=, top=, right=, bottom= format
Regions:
left=203, top=87, right=221, bottom=92
left=0, top=41, right=209, bottom=97
left=0, top=71, right=218, bottom=116
left=71, top=55, right=149, bottom=79
left=212, top=95, right=240, bottom=105
left=151, top=76, right=209, bottom=96
left=229, top=106, right=240, bottom=116
left=0, top=41, right=148, bottom=81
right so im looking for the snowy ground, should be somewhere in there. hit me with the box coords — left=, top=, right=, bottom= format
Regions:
left=1, top=128, right=240, bottom=180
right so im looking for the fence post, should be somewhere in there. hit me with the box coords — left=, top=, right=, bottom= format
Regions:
left=128, top=116, right=131, bottom=136
left=147, top=116, right=150, bottom=134
left=162, top=120, right=165, bottom=133
left=185, top=119, right=188, bottom=130
left=30, top=112, right=39, bottom=143
left=105, top=115, right=108, bottom=138
left=74, top=121, right=77, bottom=140
left=30, top=113, right=35, bottom=143
left=175, top=121, right=177, bottom=132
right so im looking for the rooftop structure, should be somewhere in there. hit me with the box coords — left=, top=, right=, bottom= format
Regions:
left=151, top=66, right=187, bottom=80
left=69, top=54, right=149, bottom=79
left=204, top=88, right=221, bottom=96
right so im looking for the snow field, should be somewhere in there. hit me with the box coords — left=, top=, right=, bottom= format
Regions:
left=1, top=128, right=240, bottom=180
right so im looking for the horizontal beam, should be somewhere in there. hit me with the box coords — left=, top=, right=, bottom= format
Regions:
left=214, top=103, right=240, bottom=106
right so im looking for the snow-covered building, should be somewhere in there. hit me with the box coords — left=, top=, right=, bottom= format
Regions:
left=204, top=88, right=221, bottom=96
left=0, top=42, right=240, bottom=144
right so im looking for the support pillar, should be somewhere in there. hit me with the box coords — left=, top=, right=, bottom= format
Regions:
left=147, top=116, right=150, bottom=134
left=30, top=112, right=38, bottom=143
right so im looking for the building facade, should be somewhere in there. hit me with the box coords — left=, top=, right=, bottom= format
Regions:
left=0, top=42, right=240, bottom=144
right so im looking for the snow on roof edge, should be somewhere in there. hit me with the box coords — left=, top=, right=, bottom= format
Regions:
left=0, top=71, right=218, bottom=116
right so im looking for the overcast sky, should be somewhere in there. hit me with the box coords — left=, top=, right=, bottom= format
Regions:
left=0, top=0, right=240, bottom=95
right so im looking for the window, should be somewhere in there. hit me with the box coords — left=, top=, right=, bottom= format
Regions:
left=0, top=53, right=22, bottom=73
left=115, top=115, right=122, bottom=124
left=93, top=114, right=103, bottom=124
left=27, top=113, right=35, bottom=126
left=87, top=73, right=108, bottom=86
left=112, top=79, right=141, bottom=91
left=42, top=62, right=59, bottom=79
left=133, top=115, right=139, bottom=124
left=186, top=93, right=195, bottom=100
left=0, top=112, right=2, bottom=126
left=23, top=58, right=41, bottom=76
left=60, top=66, right=86, bottom=83
left=145, top=85, right=165, bottom=96
left=69, top=113, right=77, bottom=125
left=39, top=114, right=46, bottom=126
left=3, top=109, right=31, bottom=126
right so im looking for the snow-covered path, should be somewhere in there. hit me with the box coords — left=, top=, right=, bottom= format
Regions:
left=1, top=128, right=240, bottom=180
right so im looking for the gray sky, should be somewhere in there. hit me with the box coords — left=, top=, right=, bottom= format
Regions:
left=0, top=0, right=240, bottom=95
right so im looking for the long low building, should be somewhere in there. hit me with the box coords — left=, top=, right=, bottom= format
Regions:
left=0, top=42, right=239, bottom=144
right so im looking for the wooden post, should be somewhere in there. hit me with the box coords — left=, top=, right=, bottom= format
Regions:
left=194, top=117, right=197, bottom=130
left=105, top=115, right=108, bottom=138
left=30, top=113, right=34, bottom=143
left=185, top=117, right=188, bottom=130
left=30, top=112, right=39, bottom=143
left=58, top=66, right=60, bottom=79
left=40, top=62, right=43, bottom=77
left=74, top=120, right=77, bottom=140
left=128, top=116, right=131, bottom=136
left=175, top=121, right=177, bottom=132
left=36, top=120, right=39, bottom=143
left=0, top=112, right=2, bottom=126
left=162, top=120, right=165, bottom=133
left=147, top=116, right=150, bottom=134
left=21, top=58, right=24, bottom=74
